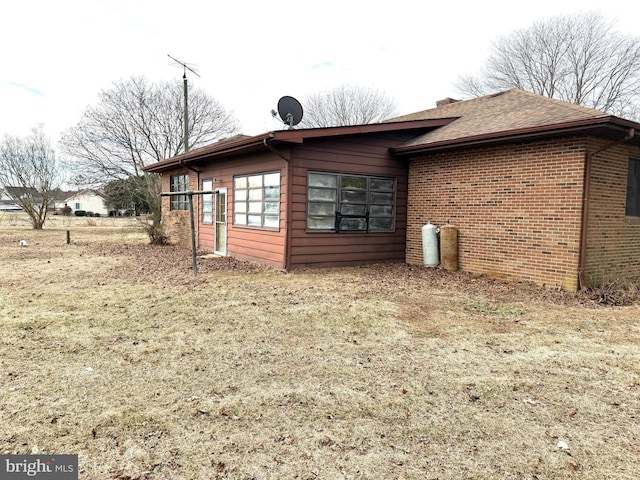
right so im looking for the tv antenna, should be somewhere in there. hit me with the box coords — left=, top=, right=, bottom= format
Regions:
left=168, top=54, right=200, bottom=152
left=272, top=96, right=304, bottom=129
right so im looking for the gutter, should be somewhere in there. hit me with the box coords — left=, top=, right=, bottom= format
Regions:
left=578, top=128, right=635, bottom=289
left=179, top=158, right=200, bottom=173
left=144, top=135, right=273, bottom=172
left=392, top=116, right=632, bottom=156
left=144, top=118, right=451, bottom=174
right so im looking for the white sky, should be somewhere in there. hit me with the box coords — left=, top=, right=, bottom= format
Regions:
left=1, top=0, right=639, bottom=150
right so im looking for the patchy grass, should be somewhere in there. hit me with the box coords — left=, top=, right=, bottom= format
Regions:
left=1, top=222, right=639, bottom=479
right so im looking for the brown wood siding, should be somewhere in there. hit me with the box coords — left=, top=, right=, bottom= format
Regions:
left=163, top=151, right=288, bottom=269
left=287, top=133, right=411, bottom=269
left=199, top=224, right=215, bottom=250
left=197, top=175, right=214, bottom=251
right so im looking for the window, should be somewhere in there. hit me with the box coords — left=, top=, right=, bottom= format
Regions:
left=170, top=174, right=189, bottom=211
left=233, top=172, right=280, bottom=228
left=307, top=172, right=396, bottom=232
left=626, top=158, right=640, bottom=217
left=74, top=202, right=81, bottom=210
left=202, top=179, right=213, bottom=224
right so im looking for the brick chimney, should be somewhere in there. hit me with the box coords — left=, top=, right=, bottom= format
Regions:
left=436, top=97, right=460, bottom=108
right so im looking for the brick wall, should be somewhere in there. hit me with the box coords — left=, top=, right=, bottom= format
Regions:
left=406, top=138, right=586, bottom=290
left=585, top=141, right=640, bottom=284
left=159, top=170, right=199, bottom=248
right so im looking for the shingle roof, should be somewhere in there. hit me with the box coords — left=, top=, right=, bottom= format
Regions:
left=143, top=120, right=450, bottom=173
left=389, top=89, right=608, bottom=148
left=4, top=186, right=43, bottom=202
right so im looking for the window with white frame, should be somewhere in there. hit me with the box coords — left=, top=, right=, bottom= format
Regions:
left=233, top=172, right=280, bottom=228
left=307, top=172, right=395, bottom=232
left=202, top=179, right=213, bottom=224
left=170, top=174, right=189, bottom=211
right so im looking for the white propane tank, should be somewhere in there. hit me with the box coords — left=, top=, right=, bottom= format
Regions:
left=422, top=222, right=440, bottom=267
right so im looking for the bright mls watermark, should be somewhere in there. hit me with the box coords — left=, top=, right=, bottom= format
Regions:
left=0, top=455, right=78, bottom=479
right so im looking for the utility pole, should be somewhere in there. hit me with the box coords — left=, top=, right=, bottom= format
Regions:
left=168, top=54, right=200, bottom=153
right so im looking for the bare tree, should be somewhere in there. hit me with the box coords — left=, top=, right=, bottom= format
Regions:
left=61, top=76, right=239, bottom=243
left=299, top=84, right=399, bottom=128
left=456, top=12, right=640, bottom=119
left=0, top=126, right=63, bottom=229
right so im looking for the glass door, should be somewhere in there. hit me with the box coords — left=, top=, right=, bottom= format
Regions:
left=214, top=188, right=227, bottom=255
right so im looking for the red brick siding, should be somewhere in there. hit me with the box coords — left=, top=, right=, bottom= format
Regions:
left=585, top=141, right=640, bottom=284
left=406, top=138, right=586, bottom=290
left=159, top=170, right=198, bottom=248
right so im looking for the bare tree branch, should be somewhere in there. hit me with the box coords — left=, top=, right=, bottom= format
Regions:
left=0, top=126, right=63, bottom=229
left=60, top=75, right=239, bottom=243
left=299, top=84, right=399, bottom=128
left=61, top=76, right=239, bottom=183
left=455, top=12, right=640, bottom=120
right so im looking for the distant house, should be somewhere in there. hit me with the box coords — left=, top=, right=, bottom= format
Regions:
left=1, top=187, right=76, bottom=214
left=143, top=89, right=640, bottom=291
left=0, top=188, right=22, bottom=211
left=64, top=190, right=109, bottom=216
left=2, top=186, right=45, bottom=212
left=48, top=190, right=72, bottom=214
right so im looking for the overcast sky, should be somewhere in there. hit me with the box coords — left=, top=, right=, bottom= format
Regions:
left=1, top=0, right=639, bottom=149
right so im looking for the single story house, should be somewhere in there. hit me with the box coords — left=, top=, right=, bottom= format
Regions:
left=0, top=188, right=22, bottom=211
left=143, top=89, right=640, bottom=291
left=1, top=187, right=72, bottom=213
left=2, top=186, right=44, bottom=210
left=64, top=190, right=109, bottom=216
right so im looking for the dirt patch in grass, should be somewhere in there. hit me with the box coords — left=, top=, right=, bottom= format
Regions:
left=1, top=222, right=639, bottom=479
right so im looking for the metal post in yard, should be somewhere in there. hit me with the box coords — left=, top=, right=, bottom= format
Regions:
left=187, top=191, right=197, bottom=276
left=160, top=189, right=217, bottom=277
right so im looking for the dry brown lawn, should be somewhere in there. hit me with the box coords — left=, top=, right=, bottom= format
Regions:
left=1, top=213, right=639, bottom=479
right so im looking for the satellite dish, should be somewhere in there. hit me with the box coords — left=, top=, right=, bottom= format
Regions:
left=276, top=96, right=304, bottom=129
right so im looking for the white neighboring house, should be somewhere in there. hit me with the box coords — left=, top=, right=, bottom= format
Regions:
left=64, top=190, right=110, bottom=216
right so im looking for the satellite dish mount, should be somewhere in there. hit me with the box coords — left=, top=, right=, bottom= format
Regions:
left=273, top=96, right=303, bottom=129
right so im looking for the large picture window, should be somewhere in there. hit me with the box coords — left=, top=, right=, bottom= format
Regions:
left=626, top=158, right=640, bottom=217
left=233, top=172, right=280, bottom=228
left=170, top=174, right=189, bottom=211
left=307, top=172, right=395, bottom=232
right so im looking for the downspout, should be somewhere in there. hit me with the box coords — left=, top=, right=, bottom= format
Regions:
left=263, top=137, right=293, bottom=271
left=178, top=158, right=201, bottom=174
left=578, top=128, right=635, bottom=289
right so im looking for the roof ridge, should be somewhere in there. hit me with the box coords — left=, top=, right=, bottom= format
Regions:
left=513, top=89, right=606, bottom=115
left=394, top=88, right=617, bottom=149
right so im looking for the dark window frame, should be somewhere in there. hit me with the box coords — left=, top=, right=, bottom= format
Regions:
left=170, top=174, right=189, bottom=211
left=626, top=157, right=640, bottom=217
left=306, top=172, right=396, bottom=232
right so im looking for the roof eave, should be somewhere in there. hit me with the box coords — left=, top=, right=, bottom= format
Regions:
left=143, top=119, right=456, bottom=173
left=143, top=134, right=273, bottom=173
left=392, top=116, right=639, bottom=156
